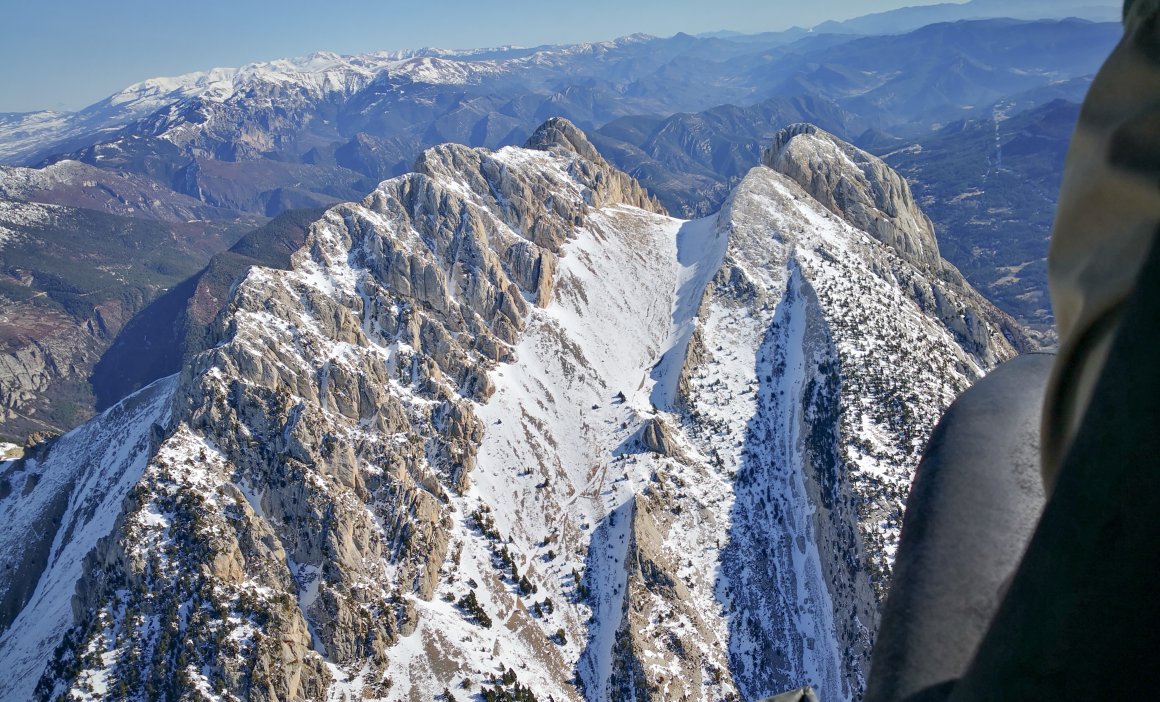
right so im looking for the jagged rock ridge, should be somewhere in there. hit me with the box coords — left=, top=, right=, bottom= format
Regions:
left=0, top=120, right=1021, bottom=702
left=764, top=123, right=943, bottom=272
left=766, top=124, right=1031, bottom=358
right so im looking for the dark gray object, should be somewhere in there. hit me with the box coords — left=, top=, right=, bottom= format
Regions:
left=865, top=353, right=1053, bottom=702
left=759, top=685, right=820, bottom=702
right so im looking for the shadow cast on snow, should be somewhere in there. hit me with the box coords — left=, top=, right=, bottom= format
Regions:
left=715, top=262, right=870, bottom=702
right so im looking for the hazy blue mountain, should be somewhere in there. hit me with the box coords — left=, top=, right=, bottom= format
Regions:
left=751, top=18, right=1116, bottom=130
left=591, top=95, right=872, bottom=216
left=1, top=20, right=1116, bottom=217
left=814, top=0, right=1120, bottom=35
left=883, top=99, right=1081, bottom=342
left=591, top=13, right=1116, bottom=217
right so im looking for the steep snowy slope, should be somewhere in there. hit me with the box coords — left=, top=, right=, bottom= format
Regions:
left=0, top=120, right=1020, bottom=702
left=0, top=377, right=177, bottom=699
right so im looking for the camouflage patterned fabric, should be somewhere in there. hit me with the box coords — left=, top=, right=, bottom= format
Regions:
left=1041, top=0, right=1160, bottom=486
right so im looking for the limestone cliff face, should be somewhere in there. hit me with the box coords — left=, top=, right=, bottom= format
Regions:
left=764, top=123, right=943, bottom=272
left=0, top=120, right=1029, bottom=702
left=764, top=124, right=1033, bottom=359
left=607, top=494, right=718, bottom=701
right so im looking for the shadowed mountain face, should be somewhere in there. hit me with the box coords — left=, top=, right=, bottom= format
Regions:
left=0, top=119, right=1026, bottom=702
left=89, top=207, right=327, bottom=412
left=589, top=95, right=874, bottom=218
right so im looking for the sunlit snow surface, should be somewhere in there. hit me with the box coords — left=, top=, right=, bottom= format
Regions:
left=0, top=145, right=990, bottom=701
left=449, top=165, right=980, bottom=701
left=0, top=377, right=177, bottom=702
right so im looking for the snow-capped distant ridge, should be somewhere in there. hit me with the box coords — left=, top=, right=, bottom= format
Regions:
left=0, top=33, right=672, bottom=165
left=104, top=50, right=437, bottom=110
left=107, top=32, right=664, bottom=104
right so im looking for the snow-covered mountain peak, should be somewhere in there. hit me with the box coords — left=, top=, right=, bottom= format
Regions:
left=0, top=48, right=524, bottom=164
left=2, top=31, right=722, bottom=166
left=763, top=122, right=944, bottom=271
left=81, top=35, right=660, bottom=122
left=106, top=52, right=393, bottom=110
left=0, top=121, right=1027, bottom=702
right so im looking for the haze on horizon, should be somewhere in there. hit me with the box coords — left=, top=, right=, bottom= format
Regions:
left=0, top=0, right=969, bottom=114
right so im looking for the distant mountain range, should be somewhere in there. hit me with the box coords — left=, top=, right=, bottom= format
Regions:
left=586, top=17, right=1114, bottom=216
left=0, top=16, right=1114, bottom=440
left=812, top=0, right=1120, bottom=34
left=1, top=18, right=1118, bottom=170
left=0, top=5, right=1117, bottom=700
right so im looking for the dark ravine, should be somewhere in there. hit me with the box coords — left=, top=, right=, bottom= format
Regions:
left=90, top=207, right=327, bottom=411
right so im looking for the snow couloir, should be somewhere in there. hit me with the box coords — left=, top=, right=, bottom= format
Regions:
left=0, top=119, right=1025, bottom=702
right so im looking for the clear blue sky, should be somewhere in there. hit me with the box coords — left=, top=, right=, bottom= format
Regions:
left=0, top=0, right=955, bottom=113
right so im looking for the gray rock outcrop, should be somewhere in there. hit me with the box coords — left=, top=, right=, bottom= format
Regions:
left=764, top=123, right=943, bottom=272
left=764, top=124, right=1034, bottom=359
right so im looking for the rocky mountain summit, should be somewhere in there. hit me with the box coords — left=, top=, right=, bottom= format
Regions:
left=763, top=124, right=1029, bottom=358
left=0, top=119, right=1023, bottom=701
left=764, top=124, right=943, bottom=272
left=0, top=21, right=1105, bottom=444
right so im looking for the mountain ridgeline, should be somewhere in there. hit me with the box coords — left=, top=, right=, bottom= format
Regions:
left=0, top=19, right=1113, bottom=442
left=0, top=119, right=1026, bottom=701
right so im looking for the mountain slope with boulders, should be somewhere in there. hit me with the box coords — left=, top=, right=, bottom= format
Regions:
left=0, top=119, right=1025, bottom=701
